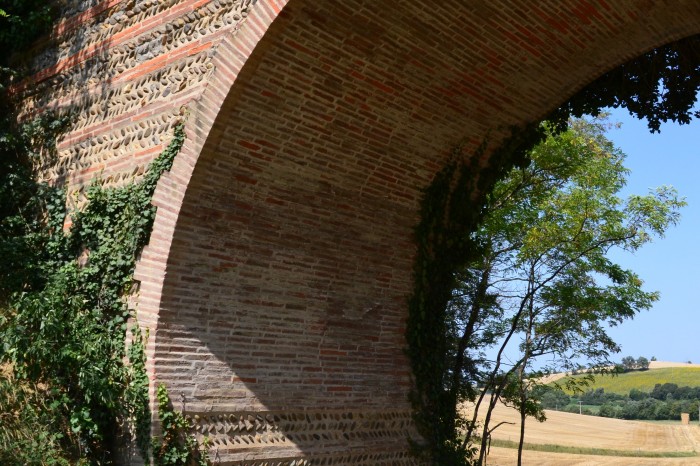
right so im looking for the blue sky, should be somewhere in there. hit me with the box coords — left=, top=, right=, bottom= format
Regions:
left=603, top=106, right=700, bottom=363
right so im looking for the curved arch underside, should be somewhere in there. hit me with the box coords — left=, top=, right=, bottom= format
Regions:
left=150, top=1, right=700, bottom=464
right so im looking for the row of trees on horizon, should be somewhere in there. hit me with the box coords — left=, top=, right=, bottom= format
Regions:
left=536, top=383, right=700, bottom=421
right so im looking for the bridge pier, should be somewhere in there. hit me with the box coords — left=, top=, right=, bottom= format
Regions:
left=20, top=0, right=700, bottom=463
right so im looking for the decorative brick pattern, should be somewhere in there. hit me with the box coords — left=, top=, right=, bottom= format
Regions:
left=21, top=0, right=259, bottom=195
left=218, top=451, right=418, bottom=466
left=191, top=409, right=413, bottom=442
left=26, top=0, right=255, bottom=114
left=20, top=0, right=700, bottom=464
left=186, top=409, right=419, bottom=464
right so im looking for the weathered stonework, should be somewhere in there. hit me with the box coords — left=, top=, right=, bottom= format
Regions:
left=188, top=409, right=416, bottom=464
left=21, top=0, right=700, bottom=464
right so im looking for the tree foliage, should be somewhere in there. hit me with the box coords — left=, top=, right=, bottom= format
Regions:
left=620, top=355, right=651, bottom=371
left=549, top=384, right=700, bottom=422
left=0, top=123, right=185, bottom=463
left=448, top=117, right=684, bottom=464
left=552, top=35, right=700, bottom=133
left=408, top=34, right=700, bottom=465
left=0, top=0, right=55, bottom=59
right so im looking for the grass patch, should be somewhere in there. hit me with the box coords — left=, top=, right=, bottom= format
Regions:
left=557, top=367, right=700, bottom=396
left=489, top=438, right=698, bottom=458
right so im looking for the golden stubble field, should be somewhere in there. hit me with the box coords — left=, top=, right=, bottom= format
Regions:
left=473, top=402, right=700, bottom=465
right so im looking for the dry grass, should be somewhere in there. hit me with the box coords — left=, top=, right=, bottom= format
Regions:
left=649, top=361, right=700, bottom=369
left=486, top=447, right=700, bottom=465
left=469, top=400, right=700, bottom=465
left=489, top=439, right=695, bottom=458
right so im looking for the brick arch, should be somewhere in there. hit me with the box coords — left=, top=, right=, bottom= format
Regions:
left=139, top=1, right=700, bottom=464
left=133, top=0, right=286, bottom=387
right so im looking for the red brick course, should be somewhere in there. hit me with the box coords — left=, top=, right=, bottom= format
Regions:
left=23, top=0, right=700, bottom=463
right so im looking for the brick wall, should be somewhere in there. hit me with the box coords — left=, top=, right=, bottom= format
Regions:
left=20, top=0, right=700, bottom=464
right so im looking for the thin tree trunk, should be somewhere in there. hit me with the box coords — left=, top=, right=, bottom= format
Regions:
left=518, top=273, right=535, bottom=466
left=455, top=266, right=491, bottom=451
left=478, top=391, right=500, bottom=465
left=517, top=390, right=526, bottom=465
left=476, top=294, right=531, bottom=465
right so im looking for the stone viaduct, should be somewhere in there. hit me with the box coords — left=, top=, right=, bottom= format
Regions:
left=19, top=0, right=700, bottom=464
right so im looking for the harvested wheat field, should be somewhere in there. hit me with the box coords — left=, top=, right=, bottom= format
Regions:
left=486, top=447, right=700, bottom=465
left=472, top=402, right=700, bottom=465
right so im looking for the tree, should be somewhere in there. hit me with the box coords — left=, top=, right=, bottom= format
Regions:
left=637, top=356, right=650, bottom=370
left=532, top=385, right=570, bottom=410
left=651, top=383, right=679, bottom=400
left=552, top=35, right=700, bottom=133
left=622, top=356, right=637, bottom=371
left=629, top=388, right=648, bottom=401
left=599, top=403, right=619, bottom=418
left=450, top=116, right=685, bottom=464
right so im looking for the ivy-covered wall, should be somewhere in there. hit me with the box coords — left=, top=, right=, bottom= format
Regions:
left=4, top=1, right=700, bottom=465
left=0, top=110, right=186, bottom=463
left=407, top=35, right=700, bottom=464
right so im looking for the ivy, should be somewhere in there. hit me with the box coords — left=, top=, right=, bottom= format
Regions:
left=0, top=123, right=186, bottom=463
left=0, top=4, right=193, bottom=464
left=127, top=325, right=152, bottom=462
left=407, top=125, right=546, bottom=465
left=152, top=384, right=210, bottom=466
left=408, top=34, right=700, bottom=465
left=2, top=3, right=700, bottom=464
left=0, top=0, right=55, bottom=61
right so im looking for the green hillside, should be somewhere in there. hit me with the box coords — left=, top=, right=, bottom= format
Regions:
left=557, top=367, right=700, bottom=395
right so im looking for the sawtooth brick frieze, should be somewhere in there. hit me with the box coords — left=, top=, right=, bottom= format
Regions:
left=188, top=409, right=416, bottom=464
left=20, top=0, right=700, bottom=463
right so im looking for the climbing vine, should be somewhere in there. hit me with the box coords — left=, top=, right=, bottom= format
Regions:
left=152, top=384, right=210, bottom=466
left=408, top=33, right=700, bottom=465
left=0, top=118, right=186, bottom=463
left=0, top=4, right=203, bottom=464
left=407, top=124, right=546, bottom=465
left=2, top=3, right=700, bottom=465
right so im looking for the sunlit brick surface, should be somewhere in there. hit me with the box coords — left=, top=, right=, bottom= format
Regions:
left=23, top=1, right=700, bottom=463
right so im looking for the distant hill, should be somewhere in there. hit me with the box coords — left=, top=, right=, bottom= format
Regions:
left=648, top=361, right=700, bottom=369
left=549, top=361, right=700, bottom=395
